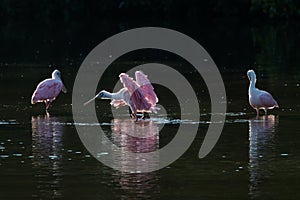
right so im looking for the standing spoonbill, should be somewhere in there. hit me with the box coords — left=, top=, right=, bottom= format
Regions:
left=31, top=69, right=67, bottom=110
left=84, top=71, right=159, bottom=120
left=247, top=70, right=279, bottom=116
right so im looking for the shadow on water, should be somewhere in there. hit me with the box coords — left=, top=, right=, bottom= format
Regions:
left=248, top=115, right=278, bottom=199
left=31, top=115, right=64, bottom=199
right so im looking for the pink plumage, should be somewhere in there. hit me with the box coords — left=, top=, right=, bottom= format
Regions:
left=247, top=70, right=278, bottom=116
left=259, top=93, right=278, bottom=108
left=84, top=70, right=159, bottom=120
left=119, top=73, right=153, bottom=112
left=110, top=99, right=127, bottom=109
left=31, top=80, right=62, bottom=103
left=135, top=71, right=158, bottom=106
left=31, top=70, right=67, bottom=110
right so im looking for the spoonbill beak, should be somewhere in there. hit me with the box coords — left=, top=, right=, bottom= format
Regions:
left=83, top=95, right=98, bottom=106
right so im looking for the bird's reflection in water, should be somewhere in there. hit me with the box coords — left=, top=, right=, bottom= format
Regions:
left=31, top=115, right=63, bottom=199
left=248, top=115, right=278, bottom=199
left=111, top=119, right=159, bottom=153
left=110, top=119, right=160, bottom=199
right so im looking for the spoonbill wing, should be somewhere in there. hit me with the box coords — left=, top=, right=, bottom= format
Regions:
left=119, top=73, right=151, bottom=111
left=135, top=71, right=158, bottom=105
left=31, top=79, right=62, bottom=104
left=260, top=92, right=279, bottom=108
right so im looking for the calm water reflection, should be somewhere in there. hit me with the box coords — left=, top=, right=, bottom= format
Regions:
left=111, top=119, right=159, bottom=153
left=110, top=118, right=159, bottom=166
left=31, top=115, right=64, bottom=199
left=110, top=119, right=160, bottom=199
left=96, top=118, right=161, bottom=200
left=109, top=119, right=160, bottom=199
left=248, top=115, right=278, bottom=199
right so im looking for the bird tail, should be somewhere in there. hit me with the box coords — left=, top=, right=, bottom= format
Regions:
left=31, top=97, right=36, bottom=104
left=275, top=100, right=279, bottom=108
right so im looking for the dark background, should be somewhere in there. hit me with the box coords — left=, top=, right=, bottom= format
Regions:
left=1, top=1, right=300, bottom=200
left=1, top=0, right=299, bottom=68
left=1, top=0, right=299, bottom=114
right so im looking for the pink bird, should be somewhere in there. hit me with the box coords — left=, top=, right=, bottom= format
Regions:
left=84, top=71, right=159, bottom=120
left=31, top=69, right=67, bottom=110
left=247, top=70, right=279, bottom=116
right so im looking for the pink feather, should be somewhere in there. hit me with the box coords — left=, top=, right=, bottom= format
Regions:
left=135, top=71, right=158, bottom=106
left=31, top=79, right=63, bottom=104
left=110, top=99, right=127, bottom=109
left=259, top=93, right=278, bottom=108
left=119, top=73, right=152, bottom=112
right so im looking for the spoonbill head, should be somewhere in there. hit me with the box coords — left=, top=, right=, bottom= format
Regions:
left=52, top=69, right=62, bottom=79
left=247, top=69, right=279, bottom=116
left=96, top=90, right=113, bottom=99
left=247, top=70, right=256, bottom=82
left=31, top=69, right=67, bottom=111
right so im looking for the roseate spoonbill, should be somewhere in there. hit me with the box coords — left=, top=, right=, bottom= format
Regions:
left=84, top=71, right=159, bottom=120
left=31, top=69, right=67, bottom=110
left=247, top=70, right=279, bottom=116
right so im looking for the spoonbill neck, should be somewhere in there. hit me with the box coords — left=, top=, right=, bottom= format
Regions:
left=249, top=77, right=256, bottom=91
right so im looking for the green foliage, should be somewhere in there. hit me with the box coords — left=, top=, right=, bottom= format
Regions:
left=251, top=0, right=300, bottom=18
left=0, top=0, right=299, bottom=20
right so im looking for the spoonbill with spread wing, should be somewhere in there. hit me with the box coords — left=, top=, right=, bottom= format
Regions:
left=84, top=71, right=159, bottom=120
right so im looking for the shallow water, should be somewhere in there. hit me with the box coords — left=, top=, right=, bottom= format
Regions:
left=1, top=19, right=300, bottom=199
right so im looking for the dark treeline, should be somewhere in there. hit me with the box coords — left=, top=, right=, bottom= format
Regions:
left=0, top=0, right=299, bottom=23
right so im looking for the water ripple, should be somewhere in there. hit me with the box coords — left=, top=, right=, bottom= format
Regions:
left=0, top=120, right=18, bottom=125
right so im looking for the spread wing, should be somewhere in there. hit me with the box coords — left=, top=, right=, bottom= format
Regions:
left=119, top=73, right=151, bottom=111
left=31, top=79, right=63, bottom=103
left=135, top=71, right=158, bottom=106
